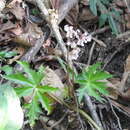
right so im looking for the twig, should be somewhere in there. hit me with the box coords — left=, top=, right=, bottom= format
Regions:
left=84, top=94, right=103, bottom=130
left=102, top=50, right=118, bottom=70
left=91, top=26, right=109, bottom=36
left=87, top=41, right=96, bottom=66
left=107, top=98, right=122, bottom=130
left=15, top=34, right=48, bottom=72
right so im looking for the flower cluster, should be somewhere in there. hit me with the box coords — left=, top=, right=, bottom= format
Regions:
left=64, top=25, right=92, bottom=60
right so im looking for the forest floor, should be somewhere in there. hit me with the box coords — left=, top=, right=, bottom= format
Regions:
left=0, top=0, right=130, bottom=130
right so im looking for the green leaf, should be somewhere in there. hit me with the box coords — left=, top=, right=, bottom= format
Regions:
left=25, top=94, right=41, bottom=126
left=91, top=82, right=108, bottom=95
left=3, top=73, right=34, bottom=87
left=0, top=51, right=17, bottom=59
left=0, top=83, right=23, bottom=130
left=0, top=65, right=13, bottom=75
left=90, top=71, right=112, bottom=81
left=37, top=92, right=51, bottom=114
left=77, top=87, right=87, bottom=103
left=14, top=86, right=34, bottom=98
left=17, top=61, right=43, bottom=85
left=76, top=63, right=112, bottom=102
left=108, top=15, right=118, bottom=35
left=99, top=13, right=108, bottom=27
left=89, top=0, right=98, bottom=16
left=38, top=85, right=58, bottom=93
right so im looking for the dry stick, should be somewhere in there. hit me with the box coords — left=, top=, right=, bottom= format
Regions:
left=87, top=41, right=96, bottom=66
left=91, top=26, right=109, bottom=36
left=15, top=35, right=47, bottom=71
left=84, top=94, right=103, bottom=130
left=35, top=0, right=73, bottom=69
left=107, top=98, right=122, bottom=130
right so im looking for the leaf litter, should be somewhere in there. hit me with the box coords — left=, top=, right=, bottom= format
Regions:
left=0, top=0, right=130, bottom=130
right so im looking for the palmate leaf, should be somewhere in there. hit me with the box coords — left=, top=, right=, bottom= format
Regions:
left=89, top=71, right=112, bottom=81
left=2, top=61, right=59, bottom=127
left=14, top=86, right=34, bottom=98
left=0, top=51, right=17, bottom=59
left=38, top=85, right=58, bottom=93
left=17, top=61, right=44, bottom=85
left=37, top=92, right=51, bottom=114
left=3, top=73, right=34, bottom=87
left=24, top=94, right=41, bottom=127
left=76, top=63, right=112, bottom=102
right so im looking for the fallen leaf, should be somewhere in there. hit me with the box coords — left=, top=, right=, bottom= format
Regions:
left=42, top=66, right=65, bottom=99
left=8, top=46, right=25, bottom=64
left=4, top=2, right=25, bottom=20
left=13, top=22, right=43, bottom=46
left=79, top=7, right=97, bottom=22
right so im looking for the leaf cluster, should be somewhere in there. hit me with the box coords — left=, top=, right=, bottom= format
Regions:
left=3, top=61, right=58, bottom=126
left=76, top=63, right=112, bottom=102
left=89, top=0, right=120, bottom=35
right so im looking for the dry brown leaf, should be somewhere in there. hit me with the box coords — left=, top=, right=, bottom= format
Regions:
left=0, top=21, right=17, bottom=33
left=13, top=22, right=43, bottom=46
left=42, top=66, right=65, bottom=99
left=9, top=24, right=23, bottom=35
left=106, top=78, right=121, bottom=100
left=79, top=7, right=97, bottom=22
left=7, top=0, right=22, bottom=7
left=4, top=2, right=25, bottom=20
left=8, top=46, right=25, bottom=64
left=65, top=4, right=79, bottom=25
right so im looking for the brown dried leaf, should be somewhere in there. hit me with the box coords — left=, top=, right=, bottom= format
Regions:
left=79, top=7, right=97, bottom=22
left=13, top=22, right=43, bottom=46
left=5, top=2, right=25, bottom=20
left=65, top=4, right=79, bottom=25
left=7, top=0, right=22, bottom=6
left=9, top=24, right=23, bottom=35
left=0, top=21, right=17, bottom=33
left=42, top=67, right=65, bottom=99
left=8, top=46, right=25, bottom=64
left=106, top=78, right=120, bottom=100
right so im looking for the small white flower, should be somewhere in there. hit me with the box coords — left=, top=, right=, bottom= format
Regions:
left=71, top=41, right=77, bottom=48
left=86, top=35, right=92, bottom=42
left=64, top=25, right=75, bottom=38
